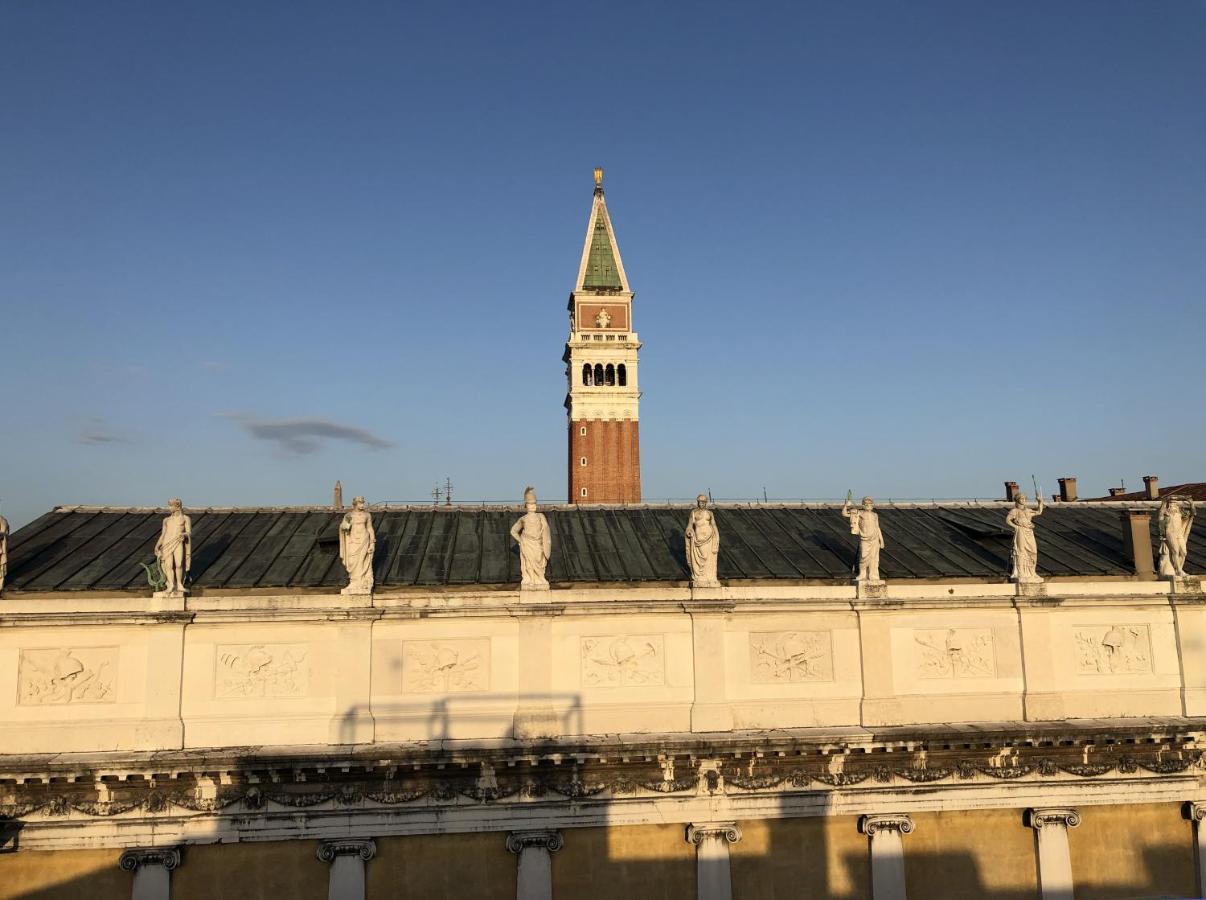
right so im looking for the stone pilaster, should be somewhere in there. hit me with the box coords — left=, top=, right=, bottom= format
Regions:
left=317, top=839, right=376, bottom=900
left=686, top=604, right=733, bottom=732
left=859, top=814, right=913, bottom=900
left=1026, top=807, right=1080, bottom=900
left=506, top=830, right=563, bottom=900
left=685, top=823, right=741, bottom=900
left=118, top=847, right=181, bottom=900
left=513, top=616, right=560, bottom=738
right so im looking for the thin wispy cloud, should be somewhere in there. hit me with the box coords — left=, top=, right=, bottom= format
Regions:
left=79, top=418, right=132, bottom=446
left=201, top=360, right=226, bottom=372
left=221, top=413, right=394, bottom=456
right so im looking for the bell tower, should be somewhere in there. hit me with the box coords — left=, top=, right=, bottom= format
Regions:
left=564, top=168, right=642, bottom=504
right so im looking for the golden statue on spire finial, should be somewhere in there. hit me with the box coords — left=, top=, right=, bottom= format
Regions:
left=594, top=167, right=603, bottom=191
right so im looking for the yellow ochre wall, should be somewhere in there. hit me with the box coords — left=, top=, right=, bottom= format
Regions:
left=172, top=841, right=326, bottom=900
left=903, top=808, right=1037, bottom=899
left=552, top=824, right=695, bottom=900
left=730, top=815, right=869, bottom=899
left=368, top=833, right=513, bottom=900
left=1069, top=802, right=1194, bottom=899
left=0, top=847, right=126, bottom=900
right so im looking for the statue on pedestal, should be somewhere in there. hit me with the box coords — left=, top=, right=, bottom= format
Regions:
left=684, top=494, right=720, bottom=587
left=154, top=498, right=192, bottom=596
left=842, top=495, right=884, bottom=582
left=1159, top=495, right=1196, bottom=578
left=511, top=487, right=551, bottom=590
left=1005, top=492, right=1045, bottom=582
left=339, top=496, right=376, bottom=594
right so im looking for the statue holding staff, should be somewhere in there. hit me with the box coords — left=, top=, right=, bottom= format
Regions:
left=684, top=493, right=720, bottom=587
left=1005, top=491, right=1045, bottom=582
left=1158, top=495, right=1196, bottom=578
left=510, top=486, right=551, bottom=589
left=154, top=498, right=192, bottom=596
left=842, top=494, right=884, bottom=582
left=339, top=496, right=376, bottom=594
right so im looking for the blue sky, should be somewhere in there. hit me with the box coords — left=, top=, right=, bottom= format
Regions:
left=2, top=1, right=1204, bottom=526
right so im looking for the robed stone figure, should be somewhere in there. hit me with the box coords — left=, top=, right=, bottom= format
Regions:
left=0, top=513, right=9, bottom=594
left=155, top=498, right=192, bottom=596
left=511, top=486, right=551, bottom=589
left=340, top=496, right=376, bottom=594
left=842, top=495, right=884, bottom=582
left=1005, top=492, right=1045, bottom=582
left=684, top=494, right=720, bottom=587
left=1159, top=496, right=1196, bottom=578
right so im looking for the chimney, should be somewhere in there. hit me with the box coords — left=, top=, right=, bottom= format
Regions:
left=1058, top=477, right=1078, bottom=503
left=1120, top=510, right=1156, bottom=579
left=1004, top=481, right=1020, bottom=502
left=333, top=480, right=344, bottom=509
left=1143, top=475, right=1160, bottom=500
left=1108, top=487, right=1127, bottom=497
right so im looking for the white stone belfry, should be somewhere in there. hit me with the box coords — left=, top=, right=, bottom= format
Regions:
left=506, top=829, right=562, bottom=900
left=686, top=823, right=741, bottom=900
left=119, top=847, right=181, bottom=900
left=859, top=814, right=913, bottom=900
left=1026, top=807, right=1080, bottom=900
left=317, top=839, right=375, bottom=900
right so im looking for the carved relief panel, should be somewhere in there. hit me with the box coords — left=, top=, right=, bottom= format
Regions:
left=215, top=644, right=309, bottom=699
left=1074, top=625, right=1152, bottom=675
left=914, top=628, right=995, bottom=679
left=402, top=640, right=490, bottom=693
left=18, top=647, right=117, bottom=705
left=749, top=631, right=833, bottom=683
left=580, top=635, right=665, bottom=688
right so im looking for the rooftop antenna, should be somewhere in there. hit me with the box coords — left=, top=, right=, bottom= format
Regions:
left=762, top=486, right=768, bottom=504
left=431, top=484, right=441, bottom=507
left=444, top=477, right=454, bottom=507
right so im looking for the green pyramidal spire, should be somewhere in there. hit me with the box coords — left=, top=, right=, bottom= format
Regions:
left=578, top=169, right=627, bottom=291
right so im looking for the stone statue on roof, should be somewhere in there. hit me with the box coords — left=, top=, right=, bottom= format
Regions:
left=339, top=496, right=376, bottom=594
left=0, top=512, right=9, bottom=594
left=1006, top=491, right=1045, bottom=582
left=154, top=498, right=192, bottom=597
left=1158, top=495, right=1196, bottom=578
left=842, top=495, right=884, bottom=582
left=684, top=494, right=720, bottom=588
left=511, top=486, right=551, bottom=590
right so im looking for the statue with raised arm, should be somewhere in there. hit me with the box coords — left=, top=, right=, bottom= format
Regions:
left=339, top=496, right=376, bottom=594
left=154, top=498, right=192, bottom=596
left=0, top=512, right=9, bottom=594
left=842, top=495, right=884, bottom=582
left=684, top=493, right=720, bottom=587
left=1158, top=495, right=1196, bottom=578
left=1005, top=491, right=1045, bottom=582
left=510, top=486, right=551, bottom=589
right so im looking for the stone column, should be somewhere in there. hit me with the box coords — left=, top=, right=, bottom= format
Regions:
left=858, top=814, right=913, bottom=900
left=1185, top=802, right=1206, bottom=896
left=118, top=847, right=181, bottom=900
left=506, top=830, right=563, bottom=900
left=1025, top=808, right=1080, bottom=900
left=685, top=823, right=742, bottom=900
left=317, top=839, right=376, bottom=900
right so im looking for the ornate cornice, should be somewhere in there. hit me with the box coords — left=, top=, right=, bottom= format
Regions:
left=859, top=814, right=914, bottom=836
left=686, top=822, right=742, bottom=845
left=1025, top=807, right=1081, bottom=829
left=505, top=830, right=563, bottom=854
left=316, top=839, right=376, bottom=863
left=118, top=847, right=181, bottom=871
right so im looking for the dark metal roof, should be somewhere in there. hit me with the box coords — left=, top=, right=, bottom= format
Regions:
left=5, top=504, right=1202, bottom=593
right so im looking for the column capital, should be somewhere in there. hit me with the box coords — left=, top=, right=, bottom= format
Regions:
left=506, top=829, right=564, bottom=854
left=1184, top=801, right=1206, bottom=822
left=119, top=847, right=182, bottom=872
left=317, top=839, right=377, bottom=863
left=859, top=813, right=914, bottom=836
left=1025, top=807, right=1081, bottom=830
left=686, top=822, right=742, bottom=845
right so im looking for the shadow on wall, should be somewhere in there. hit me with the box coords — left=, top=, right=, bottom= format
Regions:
left=338, top=695, right=585, bottom=744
